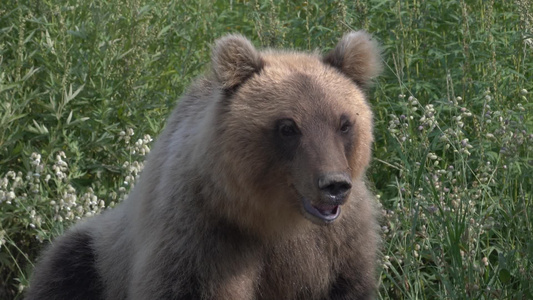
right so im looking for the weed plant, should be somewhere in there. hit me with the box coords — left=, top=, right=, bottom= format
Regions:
left=0, top=0, right=531, bottom=299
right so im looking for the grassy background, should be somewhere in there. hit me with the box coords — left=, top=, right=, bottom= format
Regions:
left=1, top=0, right=532, bottom=299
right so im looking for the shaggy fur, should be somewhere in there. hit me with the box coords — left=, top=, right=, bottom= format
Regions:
left=25, top=31, right=382, bottom=300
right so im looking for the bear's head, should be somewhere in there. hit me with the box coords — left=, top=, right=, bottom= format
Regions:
left=199, top=32, right=381, bottom=236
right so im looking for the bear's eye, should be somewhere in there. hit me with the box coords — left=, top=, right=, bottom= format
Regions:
left=277, top=119, right=300, bottom=137
left=340, top=120, right=352, bottom=134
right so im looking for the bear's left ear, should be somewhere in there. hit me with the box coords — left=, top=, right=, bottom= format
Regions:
left=323, top=31, right=382, bottom=90
left=212, top=34, right=264, bottom=90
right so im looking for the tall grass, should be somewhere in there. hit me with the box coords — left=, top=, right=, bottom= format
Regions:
left=1, top=0, right=532, bottom=299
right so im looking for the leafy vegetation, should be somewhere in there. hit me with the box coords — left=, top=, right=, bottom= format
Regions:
left=1, top=0, right=531, bottom=299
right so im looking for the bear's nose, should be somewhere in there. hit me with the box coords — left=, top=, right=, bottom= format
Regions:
left=318, top=173, right=352, bottom=201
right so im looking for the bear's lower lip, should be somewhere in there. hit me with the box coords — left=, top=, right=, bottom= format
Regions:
left=302, top=198, right=340, bottom=223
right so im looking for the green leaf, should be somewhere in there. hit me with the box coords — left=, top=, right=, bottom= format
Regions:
left=64, top=84, right=85, bottom=105
left=499, top=268, right=512, bottom=284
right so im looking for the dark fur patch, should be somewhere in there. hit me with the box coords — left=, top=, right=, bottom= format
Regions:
left=159, top=275, right=201, bottom=300
left=178, top=276, right=202, bottom=300
left=25, top=230, right=104, bottom=300
left=328, top=274, right=350, bottom=299
left=327, top=274, right=373, bottom=300
left=272, top=121, right=301, bottom=161
left=339, top=113, right=355, bottom=156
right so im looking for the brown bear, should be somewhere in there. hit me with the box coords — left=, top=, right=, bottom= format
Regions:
left=25, top=31, right=382, bottom=300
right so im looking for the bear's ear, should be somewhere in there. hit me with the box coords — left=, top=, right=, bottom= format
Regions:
left=323, top=31, right=382, bottom=89
left=212, top=34, right=264, bottom=90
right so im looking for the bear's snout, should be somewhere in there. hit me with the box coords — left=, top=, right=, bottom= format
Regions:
left=317, top=172, right=352, bottom=204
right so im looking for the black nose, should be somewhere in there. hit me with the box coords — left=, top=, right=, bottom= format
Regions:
left=318, top=173, right=352, bottom=200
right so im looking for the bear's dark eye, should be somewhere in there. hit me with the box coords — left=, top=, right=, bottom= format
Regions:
left=340, top=120, right=352, bottom=134
left=277, top=119, right=300, bottom=138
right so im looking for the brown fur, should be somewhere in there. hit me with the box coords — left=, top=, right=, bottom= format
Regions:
left=26, top=32, right=382, bottom=300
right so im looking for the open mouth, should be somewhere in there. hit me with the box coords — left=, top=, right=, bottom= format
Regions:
left=301, top=198, right=341, bottom=223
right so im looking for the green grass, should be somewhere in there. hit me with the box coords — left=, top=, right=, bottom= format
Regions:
left=1, top=0, right=532, bottom=299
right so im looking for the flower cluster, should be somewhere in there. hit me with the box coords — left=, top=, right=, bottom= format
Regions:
left=0, top=128, right=154, bottom=249
left=132, top=134, right=153, bottom=156
left=114, top=129, right=153, bottom=202
left=118, top=128, right=135, bottom=144
left=379, top=87, right=531, bottom=296
left=51, top=151, right=68, bottom=181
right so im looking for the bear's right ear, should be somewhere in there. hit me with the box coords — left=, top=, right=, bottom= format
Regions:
left=323, top=31, right=382, bottom=90
left=212, top=34, right=264, bottom=90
